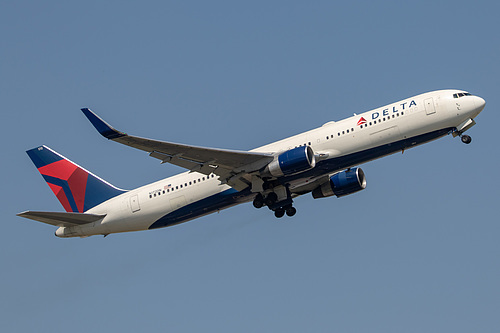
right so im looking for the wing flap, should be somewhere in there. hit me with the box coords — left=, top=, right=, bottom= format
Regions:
left=17, top=211, right=106, bottom=227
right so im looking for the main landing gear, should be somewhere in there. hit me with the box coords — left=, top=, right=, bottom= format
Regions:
left=274, top=206, right=297, bottom=218
left=253, top=192, right=297, bottom=219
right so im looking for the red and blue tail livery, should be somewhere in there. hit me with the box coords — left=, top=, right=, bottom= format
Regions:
left=26, top=146, right=126, bottom=213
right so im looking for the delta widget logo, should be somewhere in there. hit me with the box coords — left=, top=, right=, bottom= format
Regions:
left=38, top=159, right=89, bottom=213
left=357, top=117, right=367, bottom=126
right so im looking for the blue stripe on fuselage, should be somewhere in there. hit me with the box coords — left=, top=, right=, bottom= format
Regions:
left=149, top=188, right=253, bottom=229
left=149, top=128, right=453, bottom=229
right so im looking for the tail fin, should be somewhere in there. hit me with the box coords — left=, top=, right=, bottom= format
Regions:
left=27, top=145, right=126, bottom=213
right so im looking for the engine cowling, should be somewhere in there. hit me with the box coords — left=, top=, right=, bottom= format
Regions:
left=312, top=168, right=367, bottom=198
left=263, top=146, right=316, bottom=177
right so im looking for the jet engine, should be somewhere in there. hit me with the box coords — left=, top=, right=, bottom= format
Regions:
left=312, top=168, right=366, bottom=198
left=263, top=146, right=316, bottom=178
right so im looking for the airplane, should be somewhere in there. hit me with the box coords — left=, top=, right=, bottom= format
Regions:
left=17, top=89, right=485, bottom=238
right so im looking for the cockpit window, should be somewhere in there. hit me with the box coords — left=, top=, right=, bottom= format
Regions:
left=453, top=92, right=472, bottom=98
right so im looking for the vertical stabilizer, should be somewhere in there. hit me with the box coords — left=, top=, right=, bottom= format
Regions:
left=26, top=146, right=126, bottom=212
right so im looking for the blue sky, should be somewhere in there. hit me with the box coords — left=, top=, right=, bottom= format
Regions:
left=1, top=1, right=499, bottom=332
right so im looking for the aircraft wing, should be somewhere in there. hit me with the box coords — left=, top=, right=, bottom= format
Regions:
left=17, top=211, right=106, bottom=227
left=81, top=109, right=274, bottom=190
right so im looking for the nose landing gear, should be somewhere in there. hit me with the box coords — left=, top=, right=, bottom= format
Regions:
left=461, top=134, right=472, bottom=144
left=454, top=128, right=472, bottom=144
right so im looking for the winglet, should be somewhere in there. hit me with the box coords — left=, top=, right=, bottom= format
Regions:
left=81, top=108, right=126, bottom=140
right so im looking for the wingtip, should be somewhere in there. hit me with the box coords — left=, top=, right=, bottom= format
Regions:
left=81, top=108, right=126, bottom=140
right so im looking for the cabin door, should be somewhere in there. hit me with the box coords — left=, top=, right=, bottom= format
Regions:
left=424, top=98, right=436, bottom=115
left=130, top=195, right=141, bottom=213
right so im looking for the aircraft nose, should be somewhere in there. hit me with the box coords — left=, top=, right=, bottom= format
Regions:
left=474, top=96, right=486, bottom=112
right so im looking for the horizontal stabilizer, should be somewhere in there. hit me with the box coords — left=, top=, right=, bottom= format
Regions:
left=17, top=211, right=106, bottom=227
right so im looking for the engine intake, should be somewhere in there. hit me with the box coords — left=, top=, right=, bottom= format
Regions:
left=263, top=146, right=316, bottom=178
left=312, top=168, right=367, bottom=198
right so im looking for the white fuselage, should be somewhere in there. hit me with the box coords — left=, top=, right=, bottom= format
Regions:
left=56, top=89, right=485, bottom=237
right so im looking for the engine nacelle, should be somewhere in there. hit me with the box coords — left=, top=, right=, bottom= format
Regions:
left=312, top=168, right=367, bottom=198
left=263, top=146, right=316, bottom=178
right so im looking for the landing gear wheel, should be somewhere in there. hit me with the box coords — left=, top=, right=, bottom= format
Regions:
left=265, top=192, right=278, bottom=207
left=285, top=206, right=297, bottom=217
left=253, top=194, right=264, bottom=209
left=461, top=135, right=472, bottom=144
left=274, top=208, right=285, bottom=218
